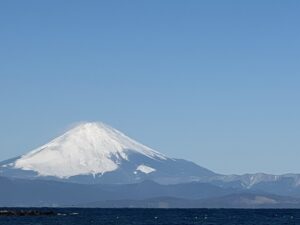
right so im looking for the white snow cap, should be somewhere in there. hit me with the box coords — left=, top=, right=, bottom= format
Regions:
left=14, top=122, right=167, bottom=178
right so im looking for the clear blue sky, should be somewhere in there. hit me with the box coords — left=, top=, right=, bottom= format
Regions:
left=0, top=1, right=299, bottom=174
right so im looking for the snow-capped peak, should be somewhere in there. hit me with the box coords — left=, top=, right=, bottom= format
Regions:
left=13, top=122, right=167, bottom=178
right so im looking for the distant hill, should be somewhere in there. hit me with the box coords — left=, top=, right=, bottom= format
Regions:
left=1, top=176, right=300, bottom=208
left=80, top=193, right=300, bottom=208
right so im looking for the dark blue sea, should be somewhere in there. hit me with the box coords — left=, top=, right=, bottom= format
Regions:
left=1, top=208, right=300, bottom=225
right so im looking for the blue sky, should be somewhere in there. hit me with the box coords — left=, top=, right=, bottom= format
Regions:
left=0, top=1, right=299, bottom=174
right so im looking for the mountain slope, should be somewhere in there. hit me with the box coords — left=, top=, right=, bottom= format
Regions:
left=0, top=122, right=215, bottom=184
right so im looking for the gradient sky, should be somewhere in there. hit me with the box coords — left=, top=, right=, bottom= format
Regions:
left=0, top=1, right=300, bottom=175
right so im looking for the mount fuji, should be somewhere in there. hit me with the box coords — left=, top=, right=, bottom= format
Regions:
left=2, top=122, right=300, bottom=207
left=0, top=122, right=215, bottom=184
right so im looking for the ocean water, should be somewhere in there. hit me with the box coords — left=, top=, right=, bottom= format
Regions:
left=1, top=208, right=300, bottom=225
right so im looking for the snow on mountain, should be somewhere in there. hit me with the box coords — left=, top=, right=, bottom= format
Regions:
left=136, top=165, right=156, bottom=174
left=213, top=173, right=280, bottom=189
left=11, top=122, right=167, bottom=178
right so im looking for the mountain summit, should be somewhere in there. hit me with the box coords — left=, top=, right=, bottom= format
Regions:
left=13, top=122, right=167, bottom=178
left=0, top=122, right=215, bottom=184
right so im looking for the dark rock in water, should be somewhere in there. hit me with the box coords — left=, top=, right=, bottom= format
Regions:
left=0, top=209, right=56, bottom=216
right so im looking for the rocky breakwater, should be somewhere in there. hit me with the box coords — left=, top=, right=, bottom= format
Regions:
left=0, top=209, right=56, bottom=216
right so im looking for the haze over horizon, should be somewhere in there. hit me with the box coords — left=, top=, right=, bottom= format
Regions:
left=1, top=1, right=300, bottom=175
